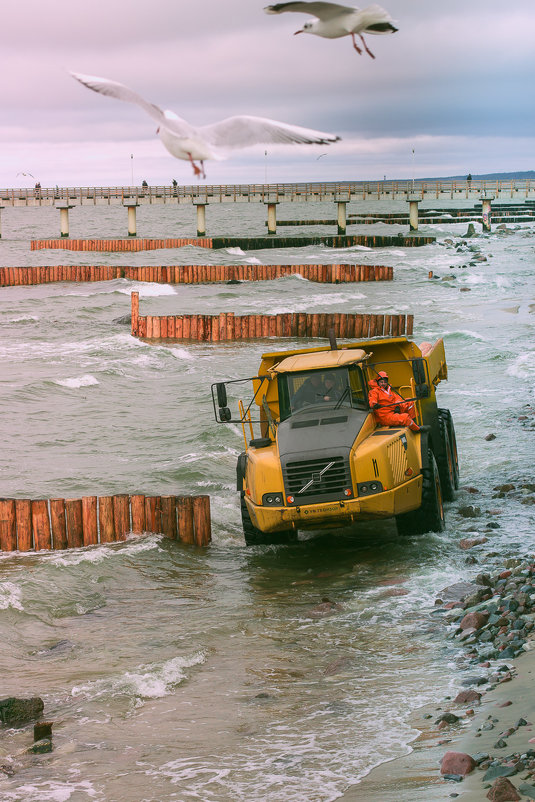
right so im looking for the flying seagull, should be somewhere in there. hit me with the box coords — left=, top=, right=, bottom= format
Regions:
left=71, top=72, right=340, bottom=179
left=264, top=2, right=398, bottom=58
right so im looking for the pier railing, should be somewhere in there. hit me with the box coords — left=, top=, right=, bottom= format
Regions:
left=2, top=179, right=533, bottom=206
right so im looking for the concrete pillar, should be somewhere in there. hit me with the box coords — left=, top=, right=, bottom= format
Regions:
left=407, top=194, right=421, bottom=231
left=481, top=193, right=495, bottom=233
left=265, top=198, right=278, bottom=235
left=193, top=201, right=208, bottom=237
left=124, top=200, right=139, bottom=237
left=0, top=206, right=4, bottom=239
left=56, top=202, right=74, bottom=238
left=335, top=198, right=348, bottom=235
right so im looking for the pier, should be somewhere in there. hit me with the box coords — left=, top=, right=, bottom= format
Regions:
left=2, top=179, right=534, bottom=208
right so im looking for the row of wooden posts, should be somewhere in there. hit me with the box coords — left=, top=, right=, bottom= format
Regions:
left=31, top=238, right=212, bottom=251
left=131, top=292, right=413, bottom=341
left=0, top=263, right=393, bottom=287
left=0, top=494, right=211, bottom=552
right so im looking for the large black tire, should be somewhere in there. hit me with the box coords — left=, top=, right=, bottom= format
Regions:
left=240, top=492, right=296, bottom=546
left=438, top=408, right=459, bottom=497
left=396, top=449, right=445, bottom=536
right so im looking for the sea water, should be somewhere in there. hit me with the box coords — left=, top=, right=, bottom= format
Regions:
left=0, top=200, right=533, bottom=801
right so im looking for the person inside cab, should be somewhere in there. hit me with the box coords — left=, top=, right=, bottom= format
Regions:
left=368, top=371, right=423, bottom=432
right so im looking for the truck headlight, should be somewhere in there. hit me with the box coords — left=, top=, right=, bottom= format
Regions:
left=357, top=481, right=384, bottom=496
left=262, top=493, right=284, bottom=506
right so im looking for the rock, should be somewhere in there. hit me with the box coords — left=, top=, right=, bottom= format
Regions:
left=459, top=536, right=488, bottom=549
left=435, top=712, right=461, bottom=725
left=463, top=223, right=477, bottom=237
left=453, top=689, right=482, bottom=704
left=485, top=433, right=497, bottom=441
left=484, top=764, right=519, bottom=781
left=518, top=783, right=535, bottom=800
left=306, top=598, right=343, bottom=618
left=28, top=738, right=52, bottom=754
left=493, top=484, right=515, bottom=493
left=440, top=751, right=476, bottom=776
left=486, top=777, right=521, bottom=801
left=0, top=697, right=44, bottom=727
left=460, top=610, right=490, bottom=630
left=226, top=279, right=242, bottom=285
left=458, top=506, right=482, bottom=518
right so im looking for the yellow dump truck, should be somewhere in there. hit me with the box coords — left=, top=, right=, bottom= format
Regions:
left=211, top=336, right=458, bottom=545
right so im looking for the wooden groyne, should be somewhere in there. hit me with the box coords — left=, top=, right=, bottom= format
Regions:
left=0, top=264, right=393, bottom=287
left=30, top=233, right=434, bottom=252
left=0, top=493, right=211, bottom=551
left=131, top=292, right=413, bottom=341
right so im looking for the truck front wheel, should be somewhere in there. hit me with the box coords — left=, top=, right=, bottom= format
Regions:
left=240, top=493, right=297, bottom=546
left=437, top=409, right=459, bottom=501
left=396, top=450, right=445, bottom=536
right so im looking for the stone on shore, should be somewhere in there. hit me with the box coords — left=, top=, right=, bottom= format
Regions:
left=440, top=750, right=476, bottom=776
left=453, top=689, right=482, bottom=704
left=486, top=776, right=521, bottom=801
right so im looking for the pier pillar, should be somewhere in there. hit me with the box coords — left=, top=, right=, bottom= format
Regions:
left=0, top=206, right=3, bottom=239
left=480, top=193, right=495, bottom=233
left=193, top=200, right=208, bottom=237
left=407, top=195, right=421, bottom=231
left=265, top=198, right=278, bottom=235
left=124, top=200, right=139, bottom=237
left=334, top=197, right=348, bottom=235
left=56, top=202, right=74, bottom=238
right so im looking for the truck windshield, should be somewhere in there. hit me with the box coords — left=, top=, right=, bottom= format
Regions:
left=278, top=365, right=368, bottom=420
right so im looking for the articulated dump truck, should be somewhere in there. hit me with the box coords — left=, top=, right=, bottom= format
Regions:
left=211, top=336, right=458, bottom=545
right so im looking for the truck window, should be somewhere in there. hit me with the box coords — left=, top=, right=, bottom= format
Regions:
left=278, top=366, right=367, bottom=420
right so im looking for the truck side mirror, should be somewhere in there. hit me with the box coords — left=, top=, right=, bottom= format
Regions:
left=219, top=406, right=232, bottom=422
left=216, top=383, right=228, bottom=407
left=415, top=383, right=430, bottom=399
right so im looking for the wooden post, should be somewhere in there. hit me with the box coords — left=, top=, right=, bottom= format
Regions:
left=49, top=499, right=68, bottom=549
left=0, top=499, right=17, bottom=551
left=193, top=201, right=208, bottom=236
left=407, top=195, right=420, bottom=231
left=131, top=292, right=139, bottom=336
left=145, top=496, right=161, bottom=534
left=15, top=499, right=32, bottom=551
left=265, top=199, right=278, bottom=235
left=65, top=499, right=84, bottom=548
left=193, top=495, right=211, bottom=546
left=32, top=499, right=52, bottom=550
left=160, top=496, right=177, bottom=539
left=82, top=496, right=98, bottom=546
left=98, top=497, right=116, bottom=543
left=130, top=494, right=146, bottom=534
left=113, top=494, right=130, bottom=540
left=335, top=198, right=348, bottom=235
left=177, top=496, right=195, bottom=544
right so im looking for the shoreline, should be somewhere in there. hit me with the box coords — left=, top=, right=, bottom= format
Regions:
left=340, top=554, right=535, bottom=801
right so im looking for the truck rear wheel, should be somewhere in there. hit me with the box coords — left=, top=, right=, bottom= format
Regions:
left=437, top=409, right=459, bottom=500
left=396, top=449, right=445, bottom=536
left=240, top=493, right=296, bottom=546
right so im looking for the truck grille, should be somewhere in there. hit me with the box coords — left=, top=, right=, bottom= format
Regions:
left=283, top=456, right=351, bottom=501
left=387, top=439, right=408, bottom=485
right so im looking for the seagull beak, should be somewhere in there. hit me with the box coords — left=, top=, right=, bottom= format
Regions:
left=294, top=29, right=303, bottom=35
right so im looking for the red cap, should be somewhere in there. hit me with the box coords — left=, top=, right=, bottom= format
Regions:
left=377, top=371, right=388, bottom=379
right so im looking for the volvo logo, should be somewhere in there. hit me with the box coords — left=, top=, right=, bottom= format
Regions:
left=299, top=461, right=335, bottom=494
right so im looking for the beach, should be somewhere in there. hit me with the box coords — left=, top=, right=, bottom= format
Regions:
left=0, top=199, right=533, bottom=801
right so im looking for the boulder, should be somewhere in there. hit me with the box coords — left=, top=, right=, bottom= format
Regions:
left=0, top=697, right=44, bottom=727
left=440, top=751, right=476, bottom=776
left=453, top=689, right=481, bottom=704
left=460, top=611, right=490, bottom=630
left=486, top=777, right=521, bottom=801
left=458, top=506, right=482, bottom=518
left=459, top=537, right=488, bottom=549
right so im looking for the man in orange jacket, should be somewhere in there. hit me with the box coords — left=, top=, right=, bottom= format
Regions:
left=368, top=371, right=422, bottom=432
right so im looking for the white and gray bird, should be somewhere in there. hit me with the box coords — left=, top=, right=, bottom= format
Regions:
left=71, top=72, right=340, bottom=179
left=264, top=2, right=398, bottom=58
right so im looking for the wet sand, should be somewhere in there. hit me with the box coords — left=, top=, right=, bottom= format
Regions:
left=340, top=643, right=535, bottom=800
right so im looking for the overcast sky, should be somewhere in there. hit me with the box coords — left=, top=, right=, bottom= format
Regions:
left=2, top=0, right=534, bottom=187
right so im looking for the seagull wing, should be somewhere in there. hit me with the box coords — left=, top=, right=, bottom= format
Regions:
left=359, top=4, right=397, bottom=34
left=70, top=72, right=194, bottom=137
left=199, top=115, right=340, bottom=149
left=264, top=2, right=358, bottom=22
